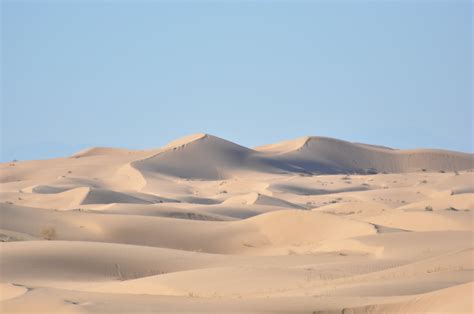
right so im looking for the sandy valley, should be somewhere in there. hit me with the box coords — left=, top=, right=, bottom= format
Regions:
left=1, top=134, right=473, bottom=313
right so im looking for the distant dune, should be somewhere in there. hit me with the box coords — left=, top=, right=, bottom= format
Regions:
left=256, top=135, right=473, bottom=174
left=1, top=134, right=472, bottom=313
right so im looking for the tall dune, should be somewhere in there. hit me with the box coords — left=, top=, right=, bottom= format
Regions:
left=131, top=134, right=303, bottom=180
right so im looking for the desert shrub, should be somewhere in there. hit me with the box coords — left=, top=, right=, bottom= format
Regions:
left=446, top=207, right=458, bottom=211
left=425, top=205, right=433, bottom=211
left=40, top=226, right=57, bottom=240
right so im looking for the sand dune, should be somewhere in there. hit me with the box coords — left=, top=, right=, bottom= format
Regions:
left=2, top=187, right=176, bottom=210
left=222, top=192, right=304, bottom=209
left=90, top=203, right=236, bottom=221
left=1, top=134, right=472, bottom=313
left=330, top=281, right=473, bottom=314
left=0, top=241, right=231, bottom=285
left=363, top=210, right=474, bottom=231
left=256, top=136, right=473, bottom=174
left=1, top=204, right=377, bottom=255
left=132, top=134, right=299, bottom=180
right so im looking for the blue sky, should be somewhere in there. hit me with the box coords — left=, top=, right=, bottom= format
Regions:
left=1, top=1, right=472, bottom=161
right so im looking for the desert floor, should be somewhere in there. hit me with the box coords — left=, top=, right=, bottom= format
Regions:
left=1, top=134, right=473, bottom=313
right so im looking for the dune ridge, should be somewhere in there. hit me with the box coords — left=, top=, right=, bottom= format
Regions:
left=257, top=136, right=473, bottom=174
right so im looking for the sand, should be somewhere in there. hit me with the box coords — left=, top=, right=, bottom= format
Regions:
left=1, top=134, right=473, bottom=313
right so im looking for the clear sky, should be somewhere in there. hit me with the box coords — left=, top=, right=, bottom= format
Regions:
left=1, top=1, right=472, bottom=161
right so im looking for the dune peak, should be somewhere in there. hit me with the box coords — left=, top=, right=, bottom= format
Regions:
left=162, top=133, right=209, bottom=150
